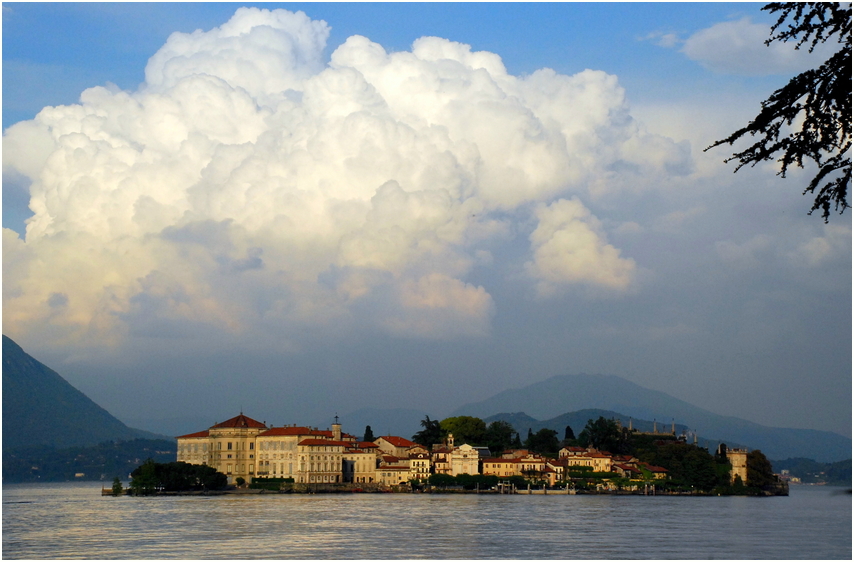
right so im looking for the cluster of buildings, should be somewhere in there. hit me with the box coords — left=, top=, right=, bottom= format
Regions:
left=176, top=413, right=676, bottom=487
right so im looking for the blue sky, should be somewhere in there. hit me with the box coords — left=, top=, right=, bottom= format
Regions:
left=3, top=3, right=850, bottom=439
left=3, top=2, right=789, bottom=129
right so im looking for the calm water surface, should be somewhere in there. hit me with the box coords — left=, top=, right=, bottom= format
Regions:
left=2, top=482, right=850, bottom=559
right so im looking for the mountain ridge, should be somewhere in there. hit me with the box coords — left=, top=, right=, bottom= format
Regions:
left=454, top=373, right=850, bottom=462
left=2, top=335, right=168, bottom=450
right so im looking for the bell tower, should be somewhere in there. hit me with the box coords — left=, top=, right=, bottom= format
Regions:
left=332, top=414, right=342, bottom=441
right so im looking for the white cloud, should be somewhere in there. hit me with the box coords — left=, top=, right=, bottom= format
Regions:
left=715, top=234, right=774, bottom=269
left=525, top=198, right=636, bottom=296
left=3, top=7, right=688, bottom=350
left=786, top=224, right=852, bottom=268
left=681, top=17, right=837, bottom=75
left=640, top=31, right=680, bottom=49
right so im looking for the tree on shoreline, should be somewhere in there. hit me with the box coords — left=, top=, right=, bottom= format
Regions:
left=129, top=459, right=227, bottom=494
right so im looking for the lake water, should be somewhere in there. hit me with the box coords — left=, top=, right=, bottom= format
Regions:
left=2, top=483, right=850, bottom=559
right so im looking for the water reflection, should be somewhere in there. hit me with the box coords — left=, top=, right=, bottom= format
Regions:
left=3, top=483, right=851, bottom=559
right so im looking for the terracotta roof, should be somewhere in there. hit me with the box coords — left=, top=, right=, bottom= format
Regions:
left=210, top=413, right=266, bottom=429
left=378, top=435, right=416, bottom=448
left=177, top=430, right=209, bottom=439
left=298, top=439, right=350, bottom=447
left=258, top=426, right=323, bottom=437
left=356, top=441, right=379, bottom=449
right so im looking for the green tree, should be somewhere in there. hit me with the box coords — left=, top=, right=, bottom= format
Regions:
left=235, top=476, right=245, bottom=487
left=439, top=416, right=487, bottom=446
left=428, top=473, right=456, bottom=487
left=129, top=460, right=227, bottom=494
left=484, top=421, right=515, bottom=455
left=129, top=458, right=159, bottom=496
left=111, top=476, right=123, bottom=496
left=524, top=428, right=560, bottom=456
left=578, top=417, right=630, bottom=454
left=412, top=416, right=444, bottom=448
left=747, top=449, right=776, bottom=488
left=706, top=2, right=851, bottom=221
left=363, top=425, right=375, bottom=442
left=564, top=425, right=575, bottom=441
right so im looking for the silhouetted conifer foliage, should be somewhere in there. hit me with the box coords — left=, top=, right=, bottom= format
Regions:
left=707, top=3, right=851, bottom=220
left=412, top=416, right=443, bottom=447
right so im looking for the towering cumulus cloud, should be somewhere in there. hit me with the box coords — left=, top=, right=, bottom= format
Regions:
left=3, top=8, right=689, bottom=349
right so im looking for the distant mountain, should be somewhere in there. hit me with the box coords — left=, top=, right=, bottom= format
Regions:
left=484, top=412, right=539, bottom=432
left=454, top=374, right=851, bottom=462
left=484, top=409, right=750, bottom=452
left=2, top=335, right=166, bottom=450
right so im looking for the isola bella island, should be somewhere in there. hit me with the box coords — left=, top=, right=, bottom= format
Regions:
left=112, top=412, right=787, bottom=497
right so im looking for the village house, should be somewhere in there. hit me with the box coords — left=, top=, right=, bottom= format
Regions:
left=559, top=447, right=613, bottom=472
left=374, top=435, right=417, bottom=458
left=430, top=443, right=453, bottom=475
left=377, top=465, right=410, bottom=486
left=408, top=447, right=431, bottom=482
left=481, top=457, right=520, bottom=478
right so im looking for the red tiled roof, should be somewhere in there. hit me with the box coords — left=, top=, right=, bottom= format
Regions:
left=298, top=439, right=349, bottom=447
left=355, top=441, right=380, bottom=449
left=378, top=435, right=416, bottom=448
left=177, top=430, right=209, bottom=439
left=258, top=426, right=322, bottom=437
left=210, top=414, right=266, bottom=429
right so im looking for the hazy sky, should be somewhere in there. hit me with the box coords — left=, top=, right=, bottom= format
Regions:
left=3, top=3, right=850, bottom=438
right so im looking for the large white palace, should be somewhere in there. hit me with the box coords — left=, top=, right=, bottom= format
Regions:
left=176, top=413, right=380, bottom=485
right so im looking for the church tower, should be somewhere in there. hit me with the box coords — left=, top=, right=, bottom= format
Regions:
left=332, top=414, right=342, bottom=441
